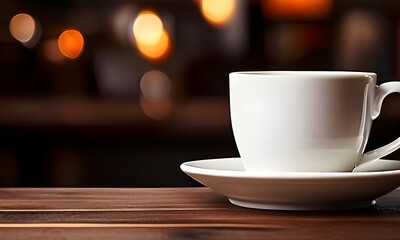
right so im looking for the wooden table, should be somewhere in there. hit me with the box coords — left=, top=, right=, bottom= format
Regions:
left=1, top=187, right=400, bottom=239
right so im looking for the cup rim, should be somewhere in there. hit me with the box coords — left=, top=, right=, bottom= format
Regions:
left=230, top=71, right=376, bottom=77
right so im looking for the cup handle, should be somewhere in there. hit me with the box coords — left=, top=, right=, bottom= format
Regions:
left=359, top=82, right=400, bottom=165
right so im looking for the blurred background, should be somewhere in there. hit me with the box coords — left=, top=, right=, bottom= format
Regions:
left=0, top=0, right=399, bottom=187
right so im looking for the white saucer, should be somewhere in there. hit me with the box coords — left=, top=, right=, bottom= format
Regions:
left=180, top=158, right=400, bottom=211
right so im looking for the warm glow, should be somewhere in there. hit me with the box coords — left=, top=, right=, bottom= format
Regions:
left=9, top=13, right=36, bottom=43
left=58, top=29, right=85, bottom=59
left=132, top=10, right=171, bottom=61
left=263, top=0, right=332, bottom=19
left=199, top=0, right=236, bottom=27
left=140, top=70, right=171, bottom=102
left=135, top=29, right=171, bottom=61
left=133, top=10, right=164, bottom=45
left=140, top=70, right=172, bottom=119
left=140, top=98, right=173, bottom=120
left=42, top=39, right=65, bottom=64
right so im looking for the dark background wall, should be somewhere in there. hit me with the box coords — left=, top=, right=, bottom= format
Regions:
left=0, top=0, right=399, bottom=187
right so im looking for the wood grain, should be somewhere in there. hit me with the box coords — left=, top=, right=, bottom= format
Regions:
left=1, top=187, right=400, bottom=239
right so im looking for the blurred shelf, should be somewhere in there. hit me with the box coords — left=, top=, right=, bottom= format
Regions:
left=0, top=98, right=231, bottom=134
left=0, top=94, right=398, bottom=131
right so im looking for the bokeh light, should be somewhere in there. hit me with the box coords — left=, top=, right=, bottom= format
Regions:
left=199, top=0, right=236, bottom=27
left=113, top=5, right=137, bottom=45
left=135, top=29, right=171, bottom=61
left=140, top=70, right=173, bottom=119
left=140, top=98, right=173, bottom=120
left=58, top=29, right=85, bottom=59
left=140, top=70, right=171, bottom=102
left=263, top=0, right=332, bottom=19
left=9, top=13, right=41, bottom=47
left=41, top=39, right=65, bottom=64
left=132, top=10, right=171, bottom=61
left=133, top=10, right=164, bottom=45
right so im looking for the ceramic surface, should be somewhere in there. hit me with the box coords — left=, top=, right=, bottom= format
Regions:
left=229, top=71, right=400, bottom=172
left=181, top=158, right=400, bottom=210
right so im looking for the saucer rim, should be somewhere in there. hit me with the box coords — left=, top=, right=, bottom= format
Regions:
left=181, top=157, right=400, bottom=180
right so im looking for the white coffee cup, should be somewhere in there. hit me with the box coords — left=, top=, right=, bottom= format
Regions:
left=229, top=71, right=400, bottom=172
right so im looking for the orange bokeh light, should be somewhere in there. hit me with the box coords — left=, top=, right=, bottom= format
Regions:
left=133, top=10, right=164, bottom=46
left=263, top=0, right=332, bottom=19
left=199, top=0, right=236, bottom=27
left=58, top=29, right=85, bottom=59
left=132, top=10, right=171, bottom=61
left=135, top=29, right=171, bottom=61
